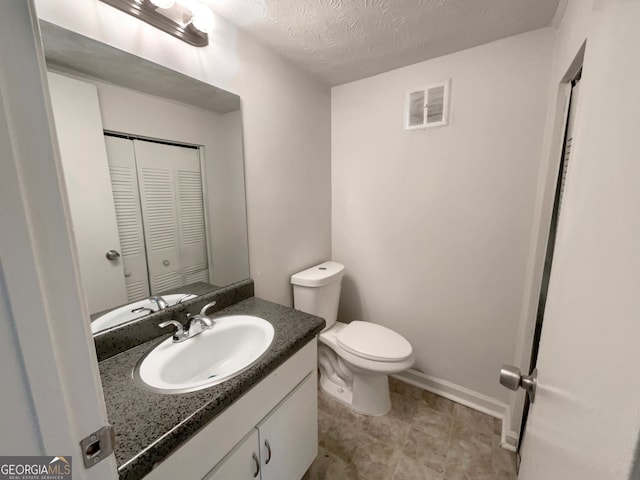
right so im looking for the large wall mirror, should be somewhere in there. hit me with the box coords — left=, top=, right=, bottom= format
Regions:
left=41, top=23, right=250, bottom=334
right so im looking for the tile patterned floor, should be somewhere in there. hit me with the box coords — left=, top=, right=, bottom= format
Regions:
left=303, top=377, right=517, bottom=480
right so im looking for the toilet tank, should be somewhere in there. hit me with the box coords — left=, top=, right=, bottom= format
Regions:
left=291, top=261, right=345, bottom=331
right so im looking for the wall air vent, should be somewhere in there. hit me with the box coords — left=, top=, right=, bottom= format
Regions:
left=405, top=79, right=451, bottom=130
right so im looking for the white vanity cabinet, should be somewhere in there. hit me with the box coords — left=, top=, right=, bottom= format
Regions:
left=145, top=341, right=318, bottom=480
left=204, top=373, right=317, bottom=480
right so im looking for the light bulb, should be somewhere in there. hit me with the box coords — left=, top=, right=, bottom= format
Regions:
left=190, top=3, right=215, bottom=34
left=149, top=0, right=175, bottom=8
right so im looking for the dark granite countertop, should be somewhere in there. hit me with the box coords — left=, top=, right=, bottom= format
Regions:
left=98, top=297, right=325, bottom=480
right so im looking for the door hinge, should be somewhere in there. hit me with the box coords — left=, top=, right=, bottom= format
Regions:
left=80, top=425, right=115, bottom=468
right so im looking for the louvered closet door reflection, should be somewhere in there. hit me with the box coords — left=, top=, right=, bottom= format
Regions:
left=133, top=140, right=209, bottom=294
left=176, top=164, right=210, bottom=285
left=105, top=136, right=150, bottom=302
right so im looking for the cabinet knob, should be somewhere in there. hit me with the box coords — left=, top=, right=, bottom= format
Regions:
left=252, top=452, right=260, bottom=478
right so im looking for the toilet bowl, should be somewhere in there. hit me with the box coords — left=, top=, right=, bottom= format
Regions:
left=318, top=321, right=414, bottom=415
left=291, top=261, right=415, bottom=416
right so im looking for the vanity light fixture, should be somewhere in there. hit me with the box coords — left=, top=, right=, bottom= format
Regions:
left=99, top=0, right=215, bottom=46
left=189, top=2, right=216, bottom=34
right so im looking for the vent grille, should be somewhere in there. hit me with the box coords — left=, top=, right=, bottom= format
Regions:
left=408, top=90, right=426, bottom=127
left=426, top=85, right=445, bottom=124
left=405, top=79, right=450, bottom=130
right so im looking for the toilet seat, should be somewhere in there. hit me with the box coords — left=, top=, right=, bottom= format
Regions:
left=337, top=321, right=413, bottom=362
left=319, top=322, right=415, bottom=375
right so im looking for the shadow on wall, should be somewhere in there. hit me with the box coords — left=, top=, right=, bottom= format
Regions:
left=337, top=275, right=363, bottom=324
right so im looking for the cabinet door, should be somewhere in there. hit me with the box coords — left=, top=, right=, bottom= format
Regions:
left=258, top=373, right=318, bottom=480
left=203, top=428, right=261, bottom=480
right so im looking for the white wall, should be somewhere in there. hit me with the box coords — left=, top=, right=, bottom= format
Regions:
left=332, top=28, right=555, bottom=402
left=509, top=0, right=594, bottom=434
left=211, top=110, right=251, bottom=286
left=34, top=0, right=332, bottom=306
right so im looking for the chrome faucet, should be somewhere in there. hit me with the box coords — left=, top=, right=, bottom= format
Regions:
left=159, top=301, right=217, bottom=343
left=184, top=313, right=214, bottom=338
left=150, top=296, right=169, bottom=310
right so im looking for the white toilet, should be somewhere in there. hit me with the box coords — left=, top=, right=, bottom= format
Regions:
left=291, top=261, right=414, bottom=416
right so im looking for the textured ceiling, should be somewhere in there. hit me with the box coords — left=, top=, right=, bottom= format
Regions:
left=205, top=0, right=560, bottom=85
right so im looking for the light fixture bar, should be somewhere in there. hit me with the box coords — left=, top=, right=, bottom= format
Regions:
left=99, top=0, right=209, bottom=47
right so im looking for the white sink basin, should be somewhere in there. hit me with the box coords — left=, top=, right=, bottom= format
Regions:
left=134, top=315, right=274, bottom=394
left=91, top=294, right=198, bottom=333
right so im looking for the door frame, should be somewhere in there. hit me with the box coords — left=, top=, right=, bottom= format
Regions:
left=509, top=42, right=586, bottom=456
left=517, top=68, right=584, bottom=462
left=0, top=1, right=117, bottom=477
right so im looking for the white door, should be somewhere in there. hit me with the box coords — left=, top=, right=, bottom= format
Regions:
left=104, top=136, right=151, bottom=302
left=518, top=1, right=640, bottom=478
left=134, top=139, right=209, bottom=293
left=47, top=72, right=128, bottom=313
left=1, top=1, right=117, bottom=477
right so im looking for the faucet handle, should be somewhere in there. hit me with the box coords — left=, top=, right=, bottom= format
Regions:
left=200, top=300, right=217, bottom=316
left=186, top=313, right=214, bottom=329
left=159, top=320, right=185, bottom=341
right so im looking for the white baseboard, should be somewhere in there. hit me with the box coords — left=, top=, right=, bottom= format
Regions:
left=393, top=369, right=519, bottom=452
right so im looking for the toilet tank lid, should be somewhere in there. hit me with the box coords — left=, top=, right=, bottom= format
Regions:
left=291, top=261, right=345, bottom=287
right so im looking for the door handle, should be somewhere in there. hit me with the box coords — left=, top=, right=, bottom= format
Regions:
left=105, top=249, right=121, bottom=261
left=500, top=365, right=538, bottom=403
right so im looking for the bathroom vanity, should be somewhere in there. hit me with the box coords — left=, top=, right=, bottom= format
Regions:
left=149, top=343, right=317, bottom=480
left=96, top=283, right=324, bottom=480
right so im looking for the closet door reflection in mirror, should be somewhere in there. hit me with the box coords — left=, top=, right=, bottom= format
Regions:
left=105, top=136, right=210, bottom=301
left=105, top=136, right=150, bottom=302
